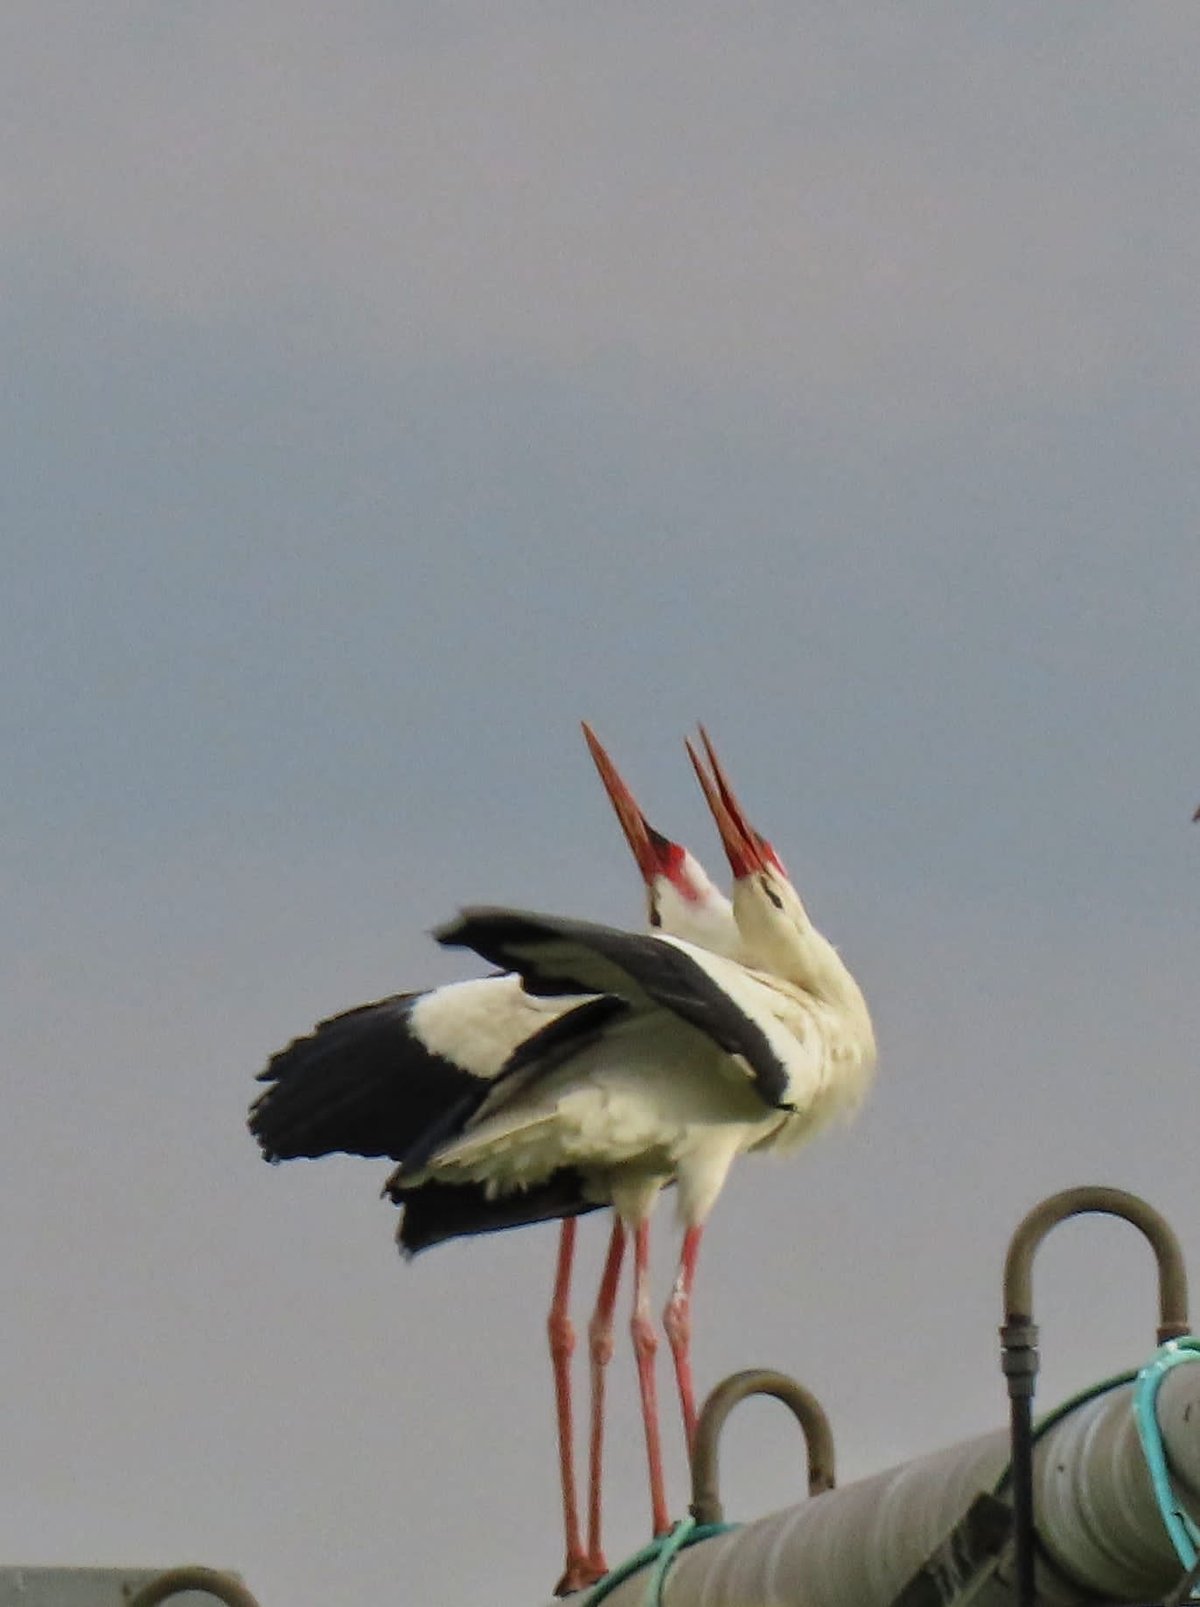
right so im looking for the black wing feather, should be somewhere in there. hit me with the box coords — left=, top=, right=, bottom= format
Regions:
left=249, top=994, right=488, bottom=1167
left=250, top=987, right=632, bottom=1175
left=436, top=907, right=792, bottom=1109
left=391, top=1172, right=603, bottom=1254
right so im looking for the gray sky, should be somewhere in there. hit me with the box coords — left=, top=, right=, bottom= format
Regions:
left=3, top=6, right=1198, bottom=1603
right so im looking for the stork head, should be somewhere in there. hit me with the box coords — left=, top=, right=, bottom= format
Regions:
left=686, top=726, right=856, bottom=1003
left=582, top=722, right=738, bottom=954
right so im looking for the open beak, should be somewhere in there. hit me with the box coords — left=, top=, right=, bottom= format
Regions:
left=697, top=725, right=788, bottom=877
left=582, top=722, right=677, bottom=886
left=686, top=732, right=765, bottom=879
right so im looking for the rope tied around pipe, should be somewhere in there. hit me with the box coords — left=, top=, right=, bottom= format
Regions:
left=578, top=1367, right=834, bottom=1606
left=1134, top=1337, right=1200, bottom=1578
left=988, top=1337, right=1200, bottom=1607
left=578, top=1518, right=738, bottom=1607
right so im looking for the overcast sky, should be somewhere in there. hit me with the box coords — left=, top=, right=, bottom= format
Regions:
left=3, top=6, right=1199, bottom=1604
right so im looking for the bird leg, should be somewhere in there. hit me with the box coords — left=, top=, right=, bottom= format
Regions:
left=584, top=1217, right=627, bottom=1579
left=662, top=1224, right=704, bottom=1453
left=631, top=1220, right=671, bottom=1536
left=548, top=1218, right=588, bottom=1596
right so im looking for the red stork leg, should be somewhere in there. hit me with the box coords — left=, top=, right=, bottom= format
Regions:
left=662, top=1223, right=704, bottom=1453
left=630, top=1220, right=671, bottom=1536
left=584, top=1217, right=627, bottom=1579
left=548, top=1219, right=588, bottom=1596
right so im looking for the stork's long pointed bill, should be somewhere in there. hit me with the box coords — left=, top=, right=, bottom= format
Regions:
left=685, top=736, right=764, bottom=879
left=582, top=723, right=678, bottom=888
left=696, top=724, right=789, bottom=878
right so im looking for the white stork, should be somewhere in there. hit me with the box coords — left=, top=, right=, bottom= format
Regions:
left=249, top=730, right=876, bottom=1595
left=250, top=729, right=740, bottom=1591
left=578, top=721, right=825, bottom=1477
left=551, top=724, right=752, bottom=1584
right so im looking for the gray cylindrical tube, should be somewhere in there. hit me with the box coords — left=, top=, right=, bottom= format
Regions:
left=551, top=1365, right=1200, bottom=1607
left=1033, top=1367, right=1199, bottom=1602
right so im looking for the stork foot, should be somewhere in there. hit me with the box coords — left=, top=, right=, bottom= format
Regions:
left=554, top=1557, right=607, bottom=1596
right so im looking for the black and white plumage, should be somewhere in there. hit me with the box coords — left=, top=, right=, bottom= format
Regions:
left=251, top=901, right=869, bottom=1245
left=252, top=976, right=612, bottom=1249
left=249, top=726, right=876, bottom=1595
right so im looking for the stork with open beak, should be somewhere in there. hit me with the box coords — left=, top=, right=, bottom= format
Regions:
left=581, top=721, right=740, bottom=958
left=686, top=726, right=872, bottom=1024
left=577, top=725, right=874, bottom=1502
left=249, top=731, right=876, bottom=1598
left=416, top=731, right=875, bottom=1591
left=543, top=725, right=743, bottom=1586
left=249, top=734, right=719, bottom=1593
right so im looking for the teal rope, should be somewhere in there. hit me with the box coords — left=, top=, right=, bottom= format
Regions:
left=1133, top=1337, right=1200, bottom=1572
left=580, top=1518, right=739, bottom=1607
left=989, top=1336, right=1200, bottom=1597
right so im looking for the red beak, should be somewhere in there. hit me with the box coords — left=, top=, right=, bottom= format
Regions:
left=685, top=733, right=765, bottom=879
left=582, top=722, right=678, bottom=886
left=697, top=724, right=788, bottom=877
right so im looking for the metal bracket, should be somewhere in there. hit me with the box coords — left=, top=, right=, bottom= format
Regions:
left=688, top=1367, right=835, bottom=1527
left=124, top=1567, right=263, bottom=1607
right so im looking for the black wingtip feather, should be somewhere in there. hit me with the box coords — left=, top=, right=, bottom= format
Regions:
left=392, top=1173, right=601, bottom=1254
left=249, top=992, right=489, bottom=1165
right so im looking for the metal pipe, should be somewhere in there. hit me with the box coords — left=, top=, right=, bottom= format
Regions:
left=1002, top=1186, right=1190, bottom=1342
left=689, top=1368, right=835, bottom=1525
left=1007, top=1390, right=1036, bottom=1607
left=125, top=1566, right=263, bottom=1607
left=549, top=1365, right=1200, bottom=1607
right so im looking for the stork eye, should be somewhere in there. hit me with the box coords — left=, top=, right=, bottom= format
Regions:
left=760, top=878, right=784, bottom=910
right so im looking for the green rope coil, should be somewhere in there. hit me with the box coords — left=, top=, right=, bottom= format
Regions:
left=580, top=1517, right=739, bottom=1607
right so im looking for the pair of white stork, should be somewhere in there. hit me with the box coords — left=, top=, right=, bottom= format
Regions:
left=250, top=727, right=876, bottom=1595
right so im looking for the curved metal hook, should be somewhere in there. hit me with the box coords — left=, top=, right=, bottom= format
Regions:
left=1000, top=1184, right=1191, bottom=1607
left=125, top=1566, right=264, bottom=1607
left=1003, top=1184, right=1189, bottom=1339
left=689, top=1367, right=835, bottom=1526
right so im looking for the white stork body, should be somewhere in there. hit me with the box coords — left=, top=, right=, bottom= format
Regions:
left=406, top=926, right=869, bottom=1222
left=250, top=727, right=876, bottom=1598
